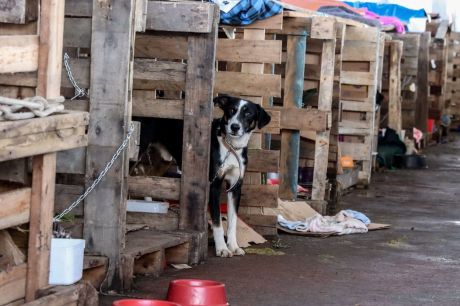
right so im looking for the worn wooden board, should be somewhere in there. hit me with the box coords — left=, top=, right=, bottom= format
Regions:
left=0, top=35, right=38, bottom=73
left=133, top=90, right=183, bottom=119
left=0, top=0, right=38, bottom=24
left=135, top=33, right=188, bottom=60
left=65, top=0, right=92, bottom=17
left=217, top=39, right=282, bottom=64
left=64, top=17, right=91, bottom=48
left=128, top=176, right=181, bottom=200
left=133, top=59, right=186, bottom=91
left=0, top=188, right=31, bottom=230
left=0, top=263, right=27, bottom=305
left=215, top=71, right=282, bottom=97
left=145, top=1, right=215, bottom=33
left=247, top=149, right=280, bottom=172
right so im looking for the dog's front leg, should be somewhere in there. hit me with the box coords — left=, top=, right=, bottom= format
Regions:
left=227, top=184, right=245, bottom=256
left=210, top=179, right=233, bottom=257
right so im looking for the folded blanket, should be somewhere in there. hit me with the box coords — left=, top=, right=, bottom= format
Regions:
left=213, top=0, right=283, bottom=26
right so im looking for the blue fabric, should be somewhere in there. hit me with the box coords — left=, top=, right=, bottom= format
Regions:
left=345, top=209, right=371, bottom=225
left=344, top=2, right=426, bottom=24
left=218, top=0, right=283, bottom=26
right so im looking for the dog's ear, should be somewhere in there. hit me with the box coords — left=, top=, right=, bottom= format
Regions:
left=213, top=95, right=230, bottom=109
left=256, top=104, right=271, bottom=129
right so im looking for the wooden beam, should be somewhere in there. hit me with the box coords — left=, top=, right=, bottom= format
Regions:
left=416, top=32, right=431, bottom=132
left=388, top=41, right=403, bottom=132
left=128, top=176, right=180, bottom=200
left=26, top=154, right=56, bottom=301
left=312, top=38, right=336, bottom=201
left=0, top=35, right=38, bottom=73
left=0, top=230, right=26, bottom=269
left=247, top=149, right=279, bottom=172
left=133, top=59, right=186, bottom=91
left=217, top=39, right=282, bottom=64
left=64, top=17, right=92, bottom=49
left=279, top=34, right=306, bottom=200
left=179, top=7, right=218, bottom=263
left=145, top=1, right=215, bottom=33
left=0, top=188, right=31, bottom=230
left=215, top=71, right=282, bottom=97
left=83, top=0, right=135, bottom=291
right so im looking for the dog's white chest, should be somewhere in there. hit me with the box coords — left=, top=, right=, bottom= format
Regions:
left=217, top=137, right=245, bottom=181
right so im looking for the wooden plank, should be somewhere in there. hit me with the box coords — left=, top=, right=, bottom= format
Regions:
left=339, top=142, right=370, bottom=161
left=135, top=33, right=188, bottom=60
left=132, top=90, right=183, bottom=119
left=342, top=41, right=378, bottom=62
left=0, top=20, right=36, bottom=35
left=179, top=7, right=218, bottom=253
left=341, top=71, right=376, bottom=86
left=388, top=41, right=402, bottom=132
left=0, top=0, right=38, bottom=24
left=83, top=0, right=135, bottom=291
left=435, top=20, right=449, bottom=40
left=0, top=263, right=27, bottom=305
left=240, top=185, right=278, bottom=208
left=23, top=285, right=82, bottom=306
left=279, top=34, right=306, bottom=200
left=0, top=35, right=38, bottom=73
left=215, top=71, right=281, bottom=97
left=312, top=38, right=335, bottom=201
left=64, top=17, right=91, bottom=48
left=65, top=0, right=92, bottom=17
left=135, top=0, right=147, bottom=32
left=238, top=12, right=283, bottom=30
left=133, top=59, right=186, bottom=91
left=145, top=1, right=215, bottom=33
left=25, top=154, right=56, bottom=301
left=310, top=17, right=335, bottom=40
left=247, top=149, right=279, bottom=173
left=217, top=39, right=282, bottom=64
left=0, top=71, right=37, bottom=87
left=278, top=107, right=327, bottom=132
left=128, top=176, right=180, bottom=200
left=0, top=111, right=89, bottom=139
left=0, top=230, right=25, bottom=268
left=0, top=188, right=31, bottom=230
left=341, top=100, right=373, bottom=112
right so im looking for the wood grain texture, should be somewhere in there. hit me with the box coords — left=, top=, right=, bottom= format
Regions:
left=128, top=176, right=180, bottom=200
left=0, top=0, right=38, bottom=24
left=0, top=35, right=38, bottom=73
left=215, top=71, right=282, bottom=97
left=217, top=39, right=282, bottom=64
left=0, top=263, right=27, bottom=305
left=416, top=32, right=430, bottom=132
left=0, top=188, right=31, bottom=230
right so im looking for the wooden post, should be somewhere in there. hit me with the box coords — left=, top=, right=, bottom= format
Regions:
left=179, top=5, right=218, bottom=262
left=311, top=38, right=336, bottom=201
left=279, top=34, right=306, bottom=200
left=388, top=41, right=403, bottom=133
left=416, top=32, right=430, bottom=133
left=25, top=0, right=64, bottom=301
left=84, top=0, right=135, bottom=290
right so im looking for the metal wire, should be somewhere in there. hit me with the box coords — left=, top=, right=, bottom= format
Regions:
left=54, top=123, right=136, bottom=222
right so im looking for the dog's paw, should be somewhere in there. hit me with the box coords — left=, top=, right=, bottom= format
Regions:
left=231, top=247, right=245, bottom=256
left=216, top=248, right=233, bottom=258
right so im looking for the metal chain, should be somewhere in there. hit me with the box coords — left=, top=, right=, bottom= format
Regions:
left=63, top=53, right=89, bottom=100
left=54, top=123, right=136, bottom=222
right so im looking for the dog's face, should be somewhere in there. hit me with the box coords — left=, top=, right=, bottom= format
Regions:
left=214, top=95, right=271, bottom=138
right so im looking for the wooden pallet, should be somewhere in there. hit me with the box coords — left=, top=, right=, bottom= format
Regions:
left=120, top=229, right=192, bottom=292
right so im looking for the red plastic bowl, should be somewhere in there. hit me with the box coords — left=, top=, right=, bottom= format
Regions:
left=167, top=279, right=228, bottom=305
left=113, top=299, right=181, bottom=306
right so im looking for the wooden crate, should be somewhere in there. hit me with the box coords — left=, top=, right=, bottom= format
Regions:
left=0, top=1, right=92, bottom=303
left=339, top=25, right=383, bottom=185
left=447, top=32, right=460, bottom=117
left=57, top=0, right=215, bottom=292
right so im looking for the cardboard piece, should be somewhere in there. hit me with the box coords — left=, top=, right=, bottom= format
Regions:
left=222, top=217, right=267, bottom=248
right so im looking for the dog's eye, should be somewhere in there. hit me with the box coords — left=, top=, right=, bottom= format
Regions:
left=245, top=112, right=252, bottom=117
left=229, top=108, right=236, bottom=115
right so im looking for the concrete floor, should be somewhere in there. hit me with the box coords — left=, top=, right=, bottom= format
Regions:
left=102, top=133, right=460, bottom=306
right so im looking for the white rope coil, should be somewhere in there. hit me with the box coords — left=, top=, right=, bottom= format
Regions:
left=0, top=95, right=65, bottom=121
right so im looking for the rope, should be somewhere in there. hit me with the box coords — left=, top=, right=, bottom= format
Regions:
left=0, top=95, right=65, bottom=121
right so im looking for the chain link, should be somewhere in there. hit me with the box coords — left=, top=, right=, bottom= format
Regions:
left=54, top=123, right=135, bottom=222
left=63, top=53, right=89, bottom=100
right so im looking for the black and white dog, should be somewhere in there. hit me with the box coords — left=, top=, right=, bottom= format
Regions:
left=210, top=95, right=271, bottom=257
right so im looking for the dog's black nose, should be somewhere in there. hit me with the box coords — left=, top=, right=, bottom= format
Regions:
left=230, top=124, right=240, bottom=133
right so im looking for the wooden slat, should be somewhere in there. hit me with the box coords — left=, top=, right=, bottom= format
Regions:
left=64, top=17, right=91, bottom=48
left=388, top=41, right=403, bottom=132
left=247, top=149, right=279, bottom=172
left=415, top=32, right=431, bottom=132
left=0, top=71, right=37, bottom=87
left=215, top=71, right=281, bottom=97
left=0, top=188, right=31, bottom=230
left=342, top=41, right=378, bottom=62
left=0, top=263, right=27, bottom=305
left=135, top=34, right=188, bottom=60
left=0, top=0, right=38, bottom=24
left=217, top=39, right=282, bottom=64
left=179, top=11, right=218, bottom=244
left=0, top=111, right=89, bottom=139
left=83, top=0, right=135, bottom=291
left=339, top=142, right=370, bottom=161
left=135, top=0, right=147, bottom=32
left=279, top=107, right=328, bottom=132
left=341, top=100, right=374, bottom=112
left=65, top=0, right=92, bottom=17
left=0, top=35, right=38, bottom=73
left=132, top=90, right=183, bottom=119
left=128, top=176, right=180, bottom=200
left=240, top=185, right=278, bottom=207
left=0, top=21, right=37, bottom=35
left=238, top=12, right=283, bottom=30
left=133, top=59, right=186, bottom=91
left=341, top=71, right=376, bottom=86
left=145, top=1, right=215, bottom=33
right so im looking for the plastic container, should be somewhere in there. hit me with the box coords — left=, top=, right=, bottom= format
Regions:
left=113, top=300, right=181, bottom=306
left=167, top=279, right=228, bottom=306
left=49, top=238, right=85, bottom=285
left=427, top=119, right=435, bottom=133
left=127, top=200, right=169, bottom=214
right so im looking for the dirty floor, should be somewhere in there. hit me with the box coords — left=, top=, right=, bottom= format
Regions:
left=102, top=133, right=460, bottom=306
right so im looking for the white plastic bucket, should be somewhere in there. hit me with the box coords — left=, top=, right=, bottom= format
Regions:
left=49, top=238, right=85, bottom=285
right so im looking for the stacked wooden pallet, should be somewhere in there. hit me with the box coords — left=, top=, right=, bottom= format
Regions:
left=339, top=26, right=382, bottom=185
left=447, top=32, right=460, bottom=119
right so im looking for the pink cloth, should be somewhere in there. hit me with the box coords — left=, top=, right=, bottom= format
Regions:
left=361, top=8, right=406, bottom=33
